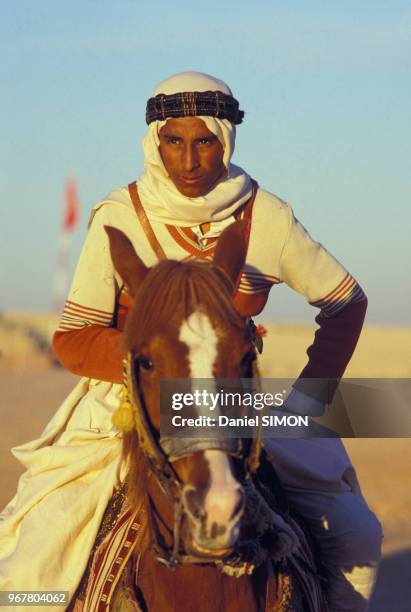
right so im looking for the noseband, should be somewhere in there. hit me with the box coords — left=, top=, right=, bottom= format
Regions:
left=117, top=346, right=263, bottom=570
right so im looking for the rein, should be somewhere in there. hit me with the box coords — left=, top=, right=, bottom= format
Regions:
left=116, top=351, right=263, bottom=570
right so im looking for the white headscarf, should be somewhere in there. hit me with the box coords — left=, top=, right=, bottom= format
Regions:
left=137, top=71, right=252, bottom=227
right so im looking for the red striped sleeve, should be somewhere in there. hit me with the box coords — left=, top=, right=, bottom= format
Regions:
left=57, top=300, right=113, bottom=331
left=238, top=271, right=282, bottom=295
left=310, top=274, right=366, bottom=317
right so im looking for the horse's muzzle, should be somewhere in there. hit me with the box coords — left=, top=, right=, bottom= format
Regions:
left=182, top=482, right=245, bottom=549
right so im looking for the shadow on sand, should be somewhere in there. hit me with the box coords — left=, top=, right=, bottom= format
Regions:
left=368, top=548, right=411, bottom=611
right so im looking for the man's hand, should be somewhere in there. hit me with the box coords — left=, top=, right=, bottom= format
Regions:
left=282, top=387, right=326, bottom=417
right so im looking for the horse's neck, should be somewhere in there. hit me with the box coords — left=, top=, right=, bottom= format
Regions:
left=137, top=548, right=266, bottom=612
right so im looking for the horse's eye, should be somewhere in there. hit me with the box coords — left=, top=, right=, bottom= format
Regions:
left=138, top=355, right=153, bottom=371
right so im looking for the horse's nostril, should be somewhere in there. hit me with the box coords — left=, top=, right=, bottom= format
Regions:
left=183, top=486, right=205, bottom=521
left=230, top=487, right=245, bottom=521
left=210, top=522, right=227, bottom=539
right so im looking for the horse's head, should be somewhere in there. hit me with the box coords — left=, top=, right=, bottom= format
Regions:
left=106, top=221, right=259, bottom=564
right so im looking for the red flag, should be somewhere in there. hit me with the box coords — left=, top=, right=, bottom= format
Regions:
left=62, top=177, right=80, bottom=232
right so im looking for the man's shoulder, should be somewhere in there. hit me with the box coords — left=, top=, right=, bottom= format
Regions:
left=88, top=185, right=135, bottom=227
left=255, top=186, right=291, bottom=211
left=253, top=186, right=293, bottom=226
left=246, top=186, right=294, bottom=270
left=92, top=186, right=133, bottom=213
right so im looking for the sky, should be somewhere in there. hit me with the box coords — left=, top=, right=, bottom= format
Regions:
left=1, top=1, right=410, bottom=323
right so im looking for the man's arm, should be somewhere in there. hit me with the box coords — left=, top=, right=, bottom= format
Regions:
left=278, top=209, right=367, bottom=406
left=52, top=205, right=126, bottom=383
left=53, top=325, right=125, bottom=383
left=300, top=297, right=367, bottom=380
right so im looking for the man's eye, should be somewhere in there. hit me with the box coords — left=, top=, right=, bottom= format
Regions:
left=167, top=137, right=180, bottom=145
left=198, top=138, right=211, bottom=145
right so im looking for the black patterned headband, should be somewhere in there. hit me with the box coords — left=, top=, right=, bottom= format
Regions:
left=145, top=90, right=244, bottom=125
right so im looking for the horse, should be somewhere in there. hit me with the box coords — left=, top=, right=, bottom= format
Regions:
left=68, top=220, right=327, bottom=611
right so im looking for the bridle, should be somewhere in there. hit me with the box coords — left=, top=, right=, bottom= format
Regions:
left=121, top=335, right=263, bottom=570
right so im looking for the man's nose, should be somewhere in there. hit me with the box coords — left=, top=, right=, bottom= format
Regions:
left=182, top=144, right=200, bottom=172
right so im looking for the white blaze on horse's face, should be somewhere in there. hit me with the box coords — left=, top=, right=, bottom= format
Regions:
left=179, top=310, right=218, bottom=378
left=200, top=449, right=244, bottom=549
left=179, top=311, right=245, bottom=551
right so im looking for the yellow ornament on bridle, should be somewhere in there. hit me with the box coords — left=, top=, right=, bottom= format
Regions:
left=112, top=383, right=136, bottom=433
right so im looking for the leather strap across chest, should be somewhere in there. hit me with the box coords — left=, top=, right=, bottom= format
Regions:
left=128, top=181, right=167, bottom=261
left=127, top=180, right=258, bottom=264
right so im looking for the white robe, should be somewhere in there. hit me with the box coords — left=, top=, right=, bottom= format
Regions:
left=0, top=379, right=128, bottom=611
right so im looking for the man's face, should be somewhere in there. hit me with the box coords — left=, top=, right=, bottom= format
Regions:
left=158, top=117, right=225, bottom=197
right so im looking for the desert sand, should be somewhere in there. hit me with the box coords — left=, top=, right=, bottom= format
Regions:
left=0, top=313, right=410, bottom=610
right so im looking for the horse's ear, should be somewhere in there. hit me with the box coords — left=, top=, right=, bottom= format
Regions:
left=213, top=219, right=247, bottom=287
left=104, top=226, right=149, bottom=297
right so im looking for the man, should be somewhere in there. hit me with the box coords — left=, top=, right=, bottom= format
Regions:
left=1, top=72, right=382, bottom=611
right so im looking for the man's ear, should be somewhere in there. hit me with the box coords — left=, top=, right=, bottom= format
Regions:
left=104, top=226, right=149, bottom=297
left=213, top=219, right=247, bottom=287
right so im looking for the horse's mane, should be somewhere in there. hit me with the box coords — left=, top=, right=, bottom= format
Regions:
left=124, top=259, right=244, bottom=352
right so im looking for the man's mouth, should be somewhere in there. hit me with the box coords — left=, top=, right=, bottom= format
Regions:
left=180, top=176, right=203, bottom=184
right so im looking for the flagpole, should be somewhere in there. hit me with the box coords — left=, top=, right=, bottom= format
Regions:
left=52, top=178, right=80, bottom=316
left=52, top=231, right=72, bottom=314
